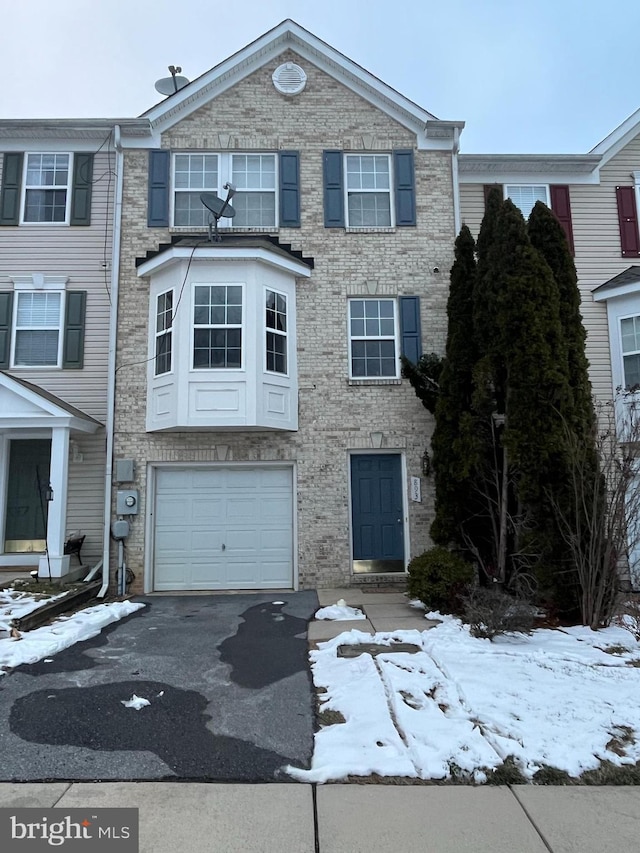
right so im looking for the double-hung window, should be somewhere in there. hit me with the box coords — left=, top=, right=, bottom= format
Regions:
left=266, top=289, right=287, bottom=374
left=22, top=153, right=71, bottom=223
left=155, top=290, right=173, bottom=376
left=349, top=298, right=398, bottom=378
left=505, top=185, right=549, bottom=218
left=172, top=153, right=277, bottom=228
left=193, top=284, right=242, bottom=369
left=621, top=315, right=640, bottom=390
left=12, top=291, right=63, bottom=366
left=345, top=155, right=392, bottom=227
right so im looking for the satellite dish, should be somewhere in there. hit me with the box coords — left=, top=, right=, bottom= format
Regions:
left=200, top=193, right=236, bottom=219
left=154, top=65, right=190, bottom=96
left=155, top=75, right=190, bottom=95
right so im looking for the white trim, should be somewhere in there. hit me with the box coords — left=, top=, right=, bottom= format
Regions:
left=10, top=289, right=64, bottom=369
left=19, top=152, right=73, bottom=226
left=10, top=274, right=69, bottom=291
left=590, top=106, right=640, bottom=167
left=344, top=153, right=394, bottom=229
left=347, top=296, right=400, bottom=380
left=143, top=21, right=439, bottom=142
left=504, top=184, right=550, bottom=218
left=144, top=461, right=297, bottom=593
left=264, top=285, right=290, bottom=378
left=154, top=288, right=174, bottom=377
left=136, top=245, right=312, bottom=278
left=191, top=281, right=245, bottom=372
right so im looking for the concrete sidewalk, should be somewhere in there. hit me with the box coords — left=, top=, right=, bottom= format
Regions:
left=1, top=782, right=639, bottom=852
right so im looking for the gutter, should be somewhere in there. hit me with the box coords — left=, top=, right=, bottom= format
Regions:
left=451, top=126, right=461, bottom=235
left=99, top=124, right=124, bottom=598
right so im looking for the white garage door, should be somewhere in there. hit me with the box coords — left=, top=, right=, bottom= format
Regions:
left=153, top=466, right=294, bottom=591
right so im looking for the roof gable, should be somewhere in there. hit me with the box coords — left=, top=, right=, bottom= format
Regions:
left=0, top=373, right=102, bottom=431
left=590, top=107, right=640, bottom=168
left=140, top=20, right=462, bottom=149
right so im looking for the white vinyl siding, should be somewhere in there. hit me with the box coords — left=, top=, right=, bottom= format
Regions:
left=0, top=149, right=114, bottom=421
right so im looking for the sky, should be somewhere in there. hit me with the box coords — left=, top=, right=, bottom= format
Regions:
left=1, top=0, right=639, bottom=154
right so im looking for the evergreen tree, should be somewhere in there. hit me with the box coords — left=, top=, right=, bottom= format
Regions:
left=527, top=201, right=594, bottom=434
left=430, top=226, right=482, bottom=547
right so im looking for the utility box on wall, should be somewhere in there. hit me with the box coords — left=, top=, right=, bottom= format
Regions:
left=116, top=489, right=139, bottom=515
left=115, top=459, right=136, bottom=483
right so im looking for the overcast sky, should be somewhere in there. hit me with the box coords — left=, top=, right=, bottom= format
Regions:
left=2, top=0, right=638, bottom=154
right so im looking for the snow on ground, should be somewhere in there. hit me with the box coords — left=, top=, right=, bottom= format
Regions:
left=290, top=615, right=640, bottom=783
left=0, top=600, right=145, bottom=674
left=0, top=587, right=70, bottom=634
left=315, top=604, right=366, bottom=621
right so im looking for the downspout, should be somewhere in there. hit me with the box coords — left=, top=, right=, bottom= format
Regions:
left=451, top=126, right=461, bottom=235
left=99, top=124, right=123, bottom=598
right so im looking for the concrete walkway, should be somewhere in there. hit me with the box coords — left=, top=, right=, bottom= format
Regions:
left=309, top=588, right=439, bottom=643
left=1, top=782, right=639, bottom=852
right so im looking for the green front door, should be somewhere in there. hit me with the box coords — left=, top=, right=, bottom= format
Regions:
left=4, top=439, right=51, bottom=553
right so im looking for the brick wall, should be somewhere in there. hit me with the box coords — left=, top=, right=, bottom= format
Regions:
left=114, top=50, right=456, bottom=592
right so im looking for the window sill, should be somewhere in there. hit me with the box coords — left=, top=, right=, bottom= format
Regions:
left=345, top=227, right=396, bottom=234
left=170, top=226, right=280, bottom=234
left=348, top=378, right=402, bottom=386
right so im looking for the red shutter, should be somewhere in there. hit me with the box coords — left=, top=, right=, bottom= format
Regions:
left=616, top=186, right=640, bottom=258
left=550, top=185, right=575, bottom=256
left=483, top=184, right=503, bottom=207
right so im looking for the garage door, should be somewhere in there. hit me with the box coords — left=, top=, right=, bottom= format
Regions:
left=153, top=466, right=294, bottom=591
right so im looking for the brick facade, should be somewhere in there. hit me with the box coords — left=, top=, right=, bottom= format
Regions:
left=114, top=50, right=456, bottom=592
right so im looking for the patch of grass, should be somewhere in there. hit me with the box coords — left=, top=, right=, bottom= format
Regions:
left=581, top=761, right=640, bottom=785
left=483, top=757, right=528, bottom=785
left=10, top=580, right=77, bottom=597
left=317, top=708, right=346, bottom=726
left=599, top=644, right=630, bottom=655
left=626, top=659, right=640, bottom=667
left=533, top=766, right=576, bottom=785
left=606, top=725, right=635, bottom=757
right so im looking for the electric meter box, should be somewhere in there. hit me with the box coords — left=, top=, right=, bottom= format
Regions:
left=116, top=489, right=139, bottom=515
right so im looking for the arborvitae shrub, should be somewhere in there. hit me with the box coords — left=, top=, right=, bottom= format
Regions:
left=407, top=546, right=474, bottom=614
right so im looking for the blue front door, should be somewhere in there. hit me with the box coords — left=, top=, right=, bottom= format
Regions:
left=350, top=454, right=405, bottom=573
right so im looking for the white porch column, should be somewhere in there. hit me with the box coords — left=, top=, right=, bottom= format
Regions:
left=39, top=426, right=70, bottom=578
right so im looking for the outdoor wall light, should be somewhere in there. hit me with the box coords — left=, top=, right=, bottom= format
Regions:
left=45, top=483, right=54, bottom=502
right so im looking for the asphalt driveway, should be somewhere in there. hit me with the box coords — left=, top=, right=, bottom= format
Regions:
left=0, top=591, right=318, bottom=782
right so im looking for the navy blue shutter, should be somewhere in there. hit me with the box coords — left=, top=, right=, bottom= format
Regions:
left=0, top=153, right=23, bottom=226
left=70, top=153, right=93, bottom=225
left=148, top=150, right=170, bottom=227
left=399, top=296, right=422, bottom=363
left=393, top=150, right=416, bottom=226
left=0, top=291, right=13, bottom=368
left=279, top=151, right=300, bottom=227
left=62, top=291, right=86, bottom=369
left=323, top=150, right=344, bottom=227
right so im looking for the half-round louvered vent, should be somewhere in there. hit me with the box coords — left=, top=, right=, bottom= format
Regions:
left=272, top=62, right=307, bottom=96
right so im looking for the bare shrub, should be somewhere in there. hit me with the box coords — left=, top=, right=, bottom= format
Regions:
left=462, top=584, right=535, bottom=639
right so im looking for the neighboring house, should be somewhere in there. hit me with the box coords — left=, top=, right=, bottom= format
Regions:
left=458, top=109, right=640, bottom=411
left=112, top=20, right=464, bottom=593
left=0, top=119, right=145, bottom=582
left=458, top=109, right=640, bottom=588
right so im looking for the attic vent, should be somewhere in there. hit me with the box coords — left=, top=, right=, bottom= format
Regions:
left=272, top=62, right=307, bottom=96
